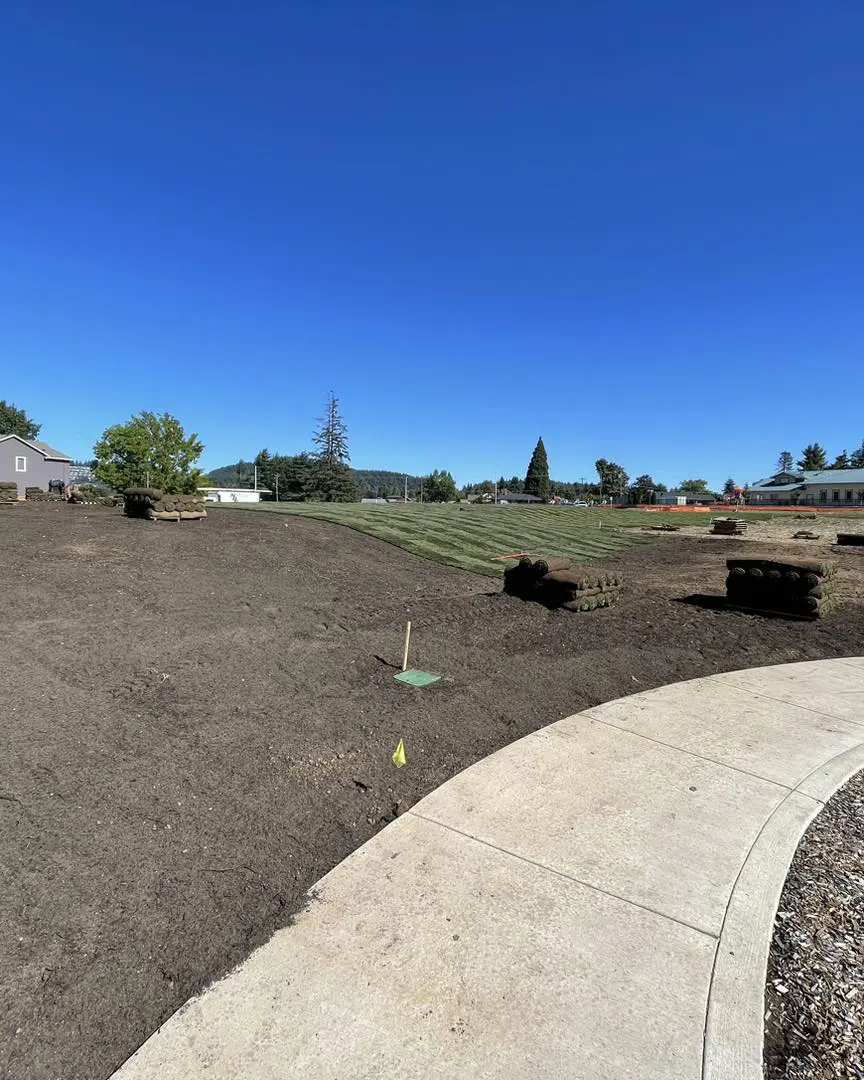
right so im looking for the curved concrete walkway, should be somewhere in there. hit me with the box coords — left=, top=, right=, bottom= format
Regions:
left=113, top=658, right=864, bottom=1080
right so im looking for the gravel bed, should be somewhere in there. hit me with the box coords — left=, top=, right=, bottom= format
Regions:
left=764, top=768, right=864, bottom=1078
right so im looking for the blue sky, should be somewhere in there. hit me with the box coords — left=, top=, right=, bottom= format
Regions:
left=2, top=1, right=862, bottom=489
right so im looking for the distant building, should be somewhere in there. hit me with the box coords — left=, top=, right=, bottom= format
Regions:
left=748, top=469, right=864, bottom=506
left=200, top=487, right=270, bottom=503
left=0, top=434, right=72, bottom=496
left=658, top=489, right=715, bottom=506
left=497, top=491, right=544, bottom=504
left=69, top=463, right=96, bottom=484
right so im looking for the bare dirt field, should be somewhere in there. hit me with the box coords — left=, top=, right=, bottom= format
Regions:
left=2, top=504, right=863, bottom=1080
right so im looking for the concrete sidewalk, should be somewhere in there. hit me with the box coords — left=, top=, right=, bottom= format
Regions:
left=112, top=658, right=864, bottom=1080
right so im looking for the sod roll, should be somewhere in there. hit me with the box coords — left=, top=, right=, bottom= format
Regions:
left=532, top=556, right=572, bottom=577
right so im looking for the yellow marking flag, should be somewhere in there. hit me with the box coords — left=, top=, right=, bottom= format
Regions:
left=392, top=739, right=407, bottom=768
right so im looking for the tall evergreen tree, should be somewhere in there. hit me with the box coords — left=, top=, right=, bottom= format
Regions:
left=797, top=443, right=827, bottom=471
left=830, top=449, right=851, bottom=470
left=308, top=393, right=359, bottom=502
left=850, top=441, right=864, bottom=469
left=524, top=437, right=551, bottom=500
left=776, top=450, right=794, bottom=473
left=723, top=478, right=737, bottom=499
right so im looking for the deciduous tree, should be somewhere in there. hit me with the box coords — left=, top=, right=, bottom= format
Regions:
left=0, top=399, right=41, bottom=439
left=595, top=458, right=629, bottom=498
left=776, top=450, right=794, bottom=473
left=423, top=469, right=457, bottom=502
left=93, top=412, right=204, bottom=493
left=630, top=474, right=658, bottom=504
left=524, top=438, right=551, bottom=500
left=679, top=478, right=708, bottom=493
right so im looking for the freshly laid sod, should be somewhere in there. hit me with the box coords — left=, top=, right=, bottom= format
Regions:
left=216, top=503, right=655, bottom=575
left=215, top=502, right=864, bottom=576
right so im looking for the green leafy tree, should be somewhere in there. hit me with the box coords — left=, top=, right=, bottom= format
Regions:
left=776, top=450, right=794, bottom=473
left=595, top=458, right=629, bottom=498
left=524, top=437, right=551, bottom=500
left=0, top=400, right=41, bottom=439
left=423, top=469, right=457, bottom=502
left=679, top=478, right=708, bottom=493
left=93, top=412, right=204, bottom=493
left=830, top=449, right=850, bottom=470
left=723, top=478, right=737, bottom=499
left=797, top=443, right=827, bottom=471
left=629, top=474, right=658, bottom=504
left=308, top=393, right=359, bottom=502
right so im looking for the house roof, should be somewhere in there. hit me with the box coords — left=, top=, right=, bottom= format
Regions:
left=750, top=469, right=864, bottom=490
left=0, top=434, right=72, bottom=461
left=499, top=492, right=543, bottom=502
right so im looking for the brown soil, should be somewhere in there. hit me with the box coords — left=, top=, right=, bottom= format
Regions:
left=2, top=504, right=863, bottom=1080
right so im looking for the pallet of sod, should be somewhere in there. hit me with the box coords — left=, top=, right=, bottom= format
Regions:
left=0, top=482, right=19, bottom=504
left=503, top=556, right=621, bottom=611
left=124, top=488, right=207, bottom=521
left=724, top=555, right=837, bottom=619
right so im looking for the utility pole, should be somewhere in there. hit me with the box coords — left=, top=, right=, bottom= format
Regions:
left=420, top=478, right=423, bottom=504
left=494, top=480, right=498, bottom=504
left=275, top=474, right=279, bottom=502
left=254, top=465, right=258, bottom=491
left=404, top=475, right=408, bottom=503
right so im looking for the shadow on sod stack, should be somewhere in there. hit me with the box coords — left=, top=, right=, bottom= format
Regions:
left=503, top=556, right=622, bottom=611
left=725, top=556, right=837, bottom=619
left=123, top=488, right=207, bottom=522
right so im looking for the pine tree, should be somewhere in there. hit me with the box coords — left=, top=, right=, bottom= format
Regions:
left=830, top=449, right=850, bottom=470
left=309, top=393, right=359, bottom=502
left=776, top=450, right=794, bottom=473
left=524, top=437, right=551, bottom=500
left=797, top=443, right=827, bottom=471
left=851, top=441, right=864, bottom=469
left=723, top=478, right=737, bottom=499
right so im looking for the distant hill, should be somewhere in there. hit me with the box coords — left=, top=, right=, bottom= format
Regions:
left=204, top=461, right=423, bottom=498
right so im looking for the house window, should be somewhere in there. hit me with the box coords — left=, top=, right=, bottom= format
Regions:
left=846, top=490, right=853, bottom=502
left=15, top=456, right=26, bottom=472
left=832, top=490, right=840, bottom=501
left=819, top=490, right=827, bottom=503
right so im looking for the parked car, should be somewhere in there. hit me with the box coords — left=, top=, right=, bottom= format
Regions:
left=573, top=500, right=589, bottom=507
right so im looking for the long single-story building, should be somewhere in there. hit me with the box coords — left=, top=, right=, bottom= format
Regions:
left=0, top=434, right=72, bottom=496
left=747, top=469, right=864, bottom=506
left=200, top=486, right=270, bottom=503
left=658, top=489, right=716, bottom=506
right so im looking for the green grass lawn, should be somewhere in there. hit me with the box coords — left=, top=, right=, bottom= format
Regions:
left=213, top=502, right=691, bottom=576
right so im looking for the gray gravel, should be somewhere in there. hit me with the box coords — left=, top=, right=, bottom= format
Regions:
left=764, top=768, right=864, bottom=1078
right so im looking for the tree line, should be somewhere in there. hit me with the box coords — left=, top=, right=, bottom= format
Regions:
left=776, top=443, right=864, bottom=473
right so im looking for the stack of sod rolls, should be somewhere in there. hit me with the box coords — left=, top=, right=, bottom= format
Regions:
left=725, top=556, right=837, bottom=619
left=0, top=482, right=19, bottom=504
left=124, top=488, right=207, bottom=521
left=503, top=555, right=621, bottom=611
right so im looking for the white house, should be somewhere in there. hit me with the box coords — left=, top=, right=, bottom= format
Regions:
left=747, top=469, right=864, bottom=506
left=199, top=487, right=270, bottom=503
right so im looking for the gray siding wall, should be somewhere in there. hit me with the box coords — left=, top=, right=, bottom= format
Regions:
left=0, top=438, right=70, bottom=496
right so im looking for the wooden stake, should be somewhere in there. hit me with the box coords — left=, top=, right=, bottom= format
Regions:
left=402, top=621, right=412, bottom=671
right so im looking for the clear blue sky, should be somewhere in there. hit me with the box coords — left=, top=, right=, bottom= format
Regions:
left=2, top=2, right=862, bottom=489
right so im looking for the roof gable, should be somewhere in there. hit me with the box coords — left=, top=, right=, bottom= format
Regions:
left=0, top=434, right=71, bottom=461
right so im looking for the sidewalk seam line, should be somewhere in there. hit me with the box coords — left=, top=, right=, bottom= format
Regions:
left=562, top=713, right=795, bottom=790
left=408, top=809, right=719, bottom=940
left=714, top=679, right=864, bottom=729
